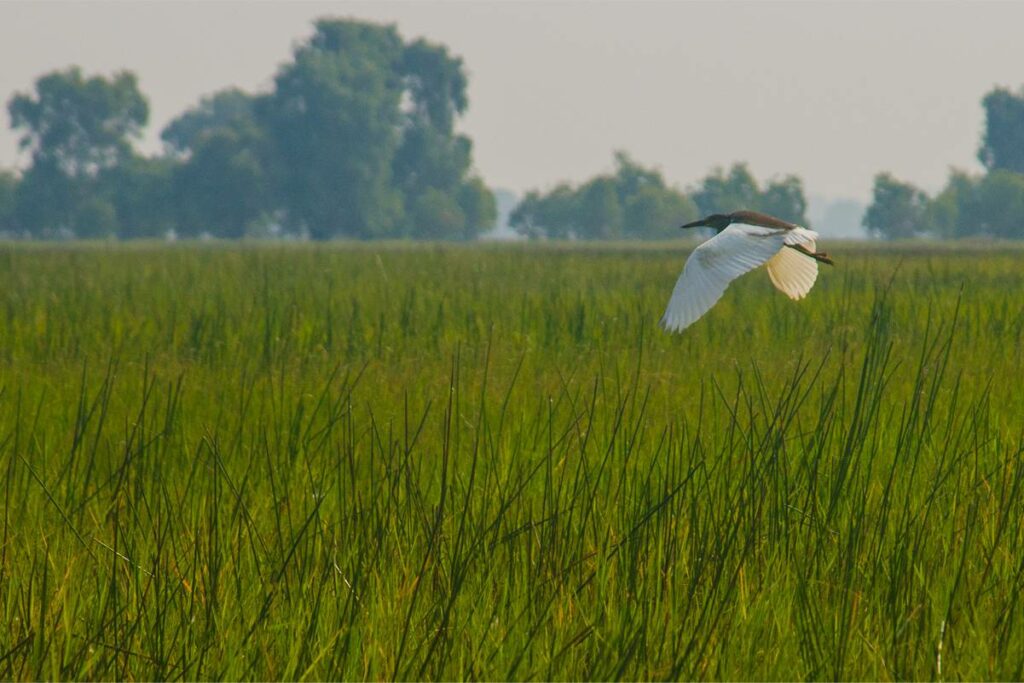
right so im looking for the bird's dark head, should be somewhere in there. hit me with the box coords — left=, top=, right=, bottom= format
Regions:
left=680, top=214, right=732, bottom=233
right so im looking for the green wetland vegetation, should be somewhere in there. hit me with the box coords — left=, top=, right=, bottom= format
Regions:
left=1, top=241, right=1023, bottom=680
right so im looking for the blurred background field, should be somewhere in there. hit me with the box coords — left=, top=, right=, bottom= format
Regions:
left=2, top=242, right=1023, bottom=680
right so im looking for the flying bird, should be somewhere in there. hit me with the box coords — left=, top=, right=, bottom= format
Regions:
left=661, top=210, right=833, bottom=333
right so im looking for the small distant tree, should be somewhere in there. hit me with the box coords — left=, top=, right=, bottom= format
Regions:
left=691, top=163, right=760, bottom=216
left=510, top=152, right=695, bottom=240
left=508, top=192, right=543, bottom=239
left=613, top=151, right=696, bottom=238
left=457, top=177, right=497, bottom=239
left=759, top=175, right=808, bottom=225
left=691, top=163, right=808, bottom=225
left=538, top=185, right=581, bottom=239
left=576, top=176, right=623, bottom=239
left=624, top=185, right=697, bottom=239
left=509, top=185, right=578, bottom=239
left=864, top=173, right=929, bottom=239
left=409, top=187, right=466, bottom=239
left=924, top=170, right=978, bottom=239
left=612, top=151, right=661, bottom=198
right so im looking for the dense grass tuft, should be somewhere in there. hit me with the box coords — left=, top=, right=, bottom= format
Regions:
left=1, top=242, right=1023, bottom=680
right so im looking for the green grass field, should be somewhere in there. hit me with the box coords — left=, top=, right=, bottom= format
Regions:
left=1, top=241, right=1023, bottom=680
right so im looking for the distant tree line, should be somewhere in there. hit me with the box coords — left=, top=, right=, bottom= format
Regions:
left=510, top=155, right=808, bottom=240
left=518, top=84, right=1024, bottom=241
left=0, top=19, right=496, bottom=240
left=865, top=86, right=1024, bottom=239
left=4, top=14, right=1024, bottom=242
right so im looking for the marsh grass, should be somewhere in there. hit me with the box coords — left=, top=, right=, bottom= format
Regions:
left=1, top=242, right=1023, bottom=679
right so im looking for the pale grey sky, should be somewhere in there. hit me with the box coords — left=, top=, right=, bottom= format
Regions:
left=2, top=1, right=1023, bottom=202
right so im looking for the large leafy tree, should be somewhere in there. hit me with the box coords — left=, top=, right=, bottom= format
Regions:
left=394, top=38, right=493, bottom=238
left=863, top=173, right=929, bottom=239
left=7, top=68, right=148, bottom=236
left=257, top=20, right=493, bottom=240
left=258, top=20, right=407, bottom=239
left=400, top=38, right=467, bottom=134
left=8, top=67, right=147, bottom=177
left=978, top=87, right=1024, bottom=174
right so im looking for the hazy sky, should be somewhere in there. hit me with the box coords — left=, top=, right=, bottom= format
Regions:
left=2, top=1, right=1023, bottom=202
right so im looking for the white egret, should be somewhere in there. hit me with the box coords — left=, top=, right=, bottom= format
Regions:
left=661, top=210, right=833, bottom=333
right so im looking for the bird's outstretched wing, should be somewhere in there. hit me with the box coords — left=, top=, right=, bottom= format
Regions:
left=661, top=224, right=791, bottom=333
left=766, top=230, right=819, bottom=300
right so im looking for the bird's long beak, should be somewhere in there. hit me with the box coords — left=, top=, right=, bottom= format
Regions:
left=680, top=219, right=707, bottom=229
